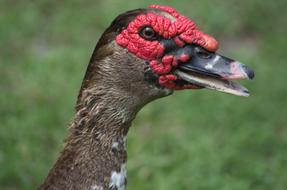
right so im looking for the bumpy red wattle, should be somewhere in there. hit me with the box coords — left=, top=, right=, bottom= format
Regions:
left=116, top=5, right=219, bottom=90
left=148, top=4, right=219, bottom=52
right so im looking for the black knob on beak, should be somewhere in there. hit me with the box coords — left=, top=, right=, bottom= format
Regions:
left=241, top=65, right=255, bottom=80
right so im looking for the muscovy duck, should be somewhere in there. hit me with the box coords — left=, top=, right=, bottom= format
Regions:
left=39, top=4, right=254, bottom=190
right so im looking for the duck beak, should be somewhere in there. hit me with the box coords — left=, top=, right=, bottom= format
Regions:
left=174, top=45, right=254, bottom=97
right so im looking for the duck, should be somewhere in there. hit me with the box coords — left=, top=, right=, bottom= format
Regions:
left=38, top=4, right=254, bottom=190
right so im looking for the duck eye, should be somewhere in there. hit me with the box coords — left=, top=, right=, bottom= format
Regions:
left=195, top=47, right=212, bottom=59
left=139, top=26, right=157, bottom=40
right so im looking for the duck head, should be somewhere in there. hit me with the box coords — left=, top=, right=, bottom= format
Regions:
left=80, top=5, right=254, bottom=109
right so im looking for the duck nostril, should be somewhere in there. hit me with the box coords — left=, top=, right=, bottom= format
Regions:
left=198, top=51, right=211, bottom=59
left=195, top=47, right=212, bottom=59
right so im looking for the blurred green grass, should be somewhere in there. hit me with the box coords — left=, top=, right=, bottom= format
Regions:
left=1, top=0, right=287, bottom=189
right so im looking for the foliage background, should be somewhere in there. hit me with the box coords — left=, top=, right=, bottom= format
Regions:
left=1, top=0, right=287, bottom=189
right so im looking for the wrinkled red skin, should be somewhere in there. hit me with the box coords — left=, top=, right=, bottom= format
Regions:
left=116, top=5, right=218, bottom=90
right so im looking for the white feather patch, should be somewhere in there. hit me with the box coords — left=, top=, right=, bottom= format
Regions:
left=109, top=164, right=127, bottom=190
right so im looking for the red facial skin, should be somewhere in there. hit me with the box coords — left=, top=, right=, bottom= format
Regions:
left=116, top=4, right=219, bottom=90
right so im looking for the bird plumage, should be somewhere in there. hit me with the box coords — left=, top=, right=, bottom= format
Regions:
left=39, top=4, right=254, bottom=190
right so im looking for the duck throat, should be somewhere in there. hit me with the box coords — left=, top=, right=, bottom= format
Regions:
left=39, top=90, right=138, bottom=190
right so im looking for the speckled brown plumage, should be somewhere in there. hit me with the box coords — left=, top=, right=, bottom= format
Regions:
left=38, top=4, right=254, bottom=190
left=38, top=9, right=171, bottom=190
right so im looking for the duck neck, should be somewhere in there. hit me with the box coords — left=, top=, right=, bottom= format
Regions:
left=39, top=88, right=139, bottom=190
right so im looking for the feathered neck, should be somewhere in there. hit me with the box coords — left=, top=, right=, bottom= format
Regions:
left=38, top=84, right=137, bottom=190
left=38, top=38, right=169, bottom=190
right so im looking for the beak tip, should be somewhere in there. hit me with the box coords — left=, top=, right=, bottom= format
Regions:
left=242, top=89, right=250, bottom=97
left=242, top=65, right=255, bottom=80
left=247, top=69, right=255, bottom=80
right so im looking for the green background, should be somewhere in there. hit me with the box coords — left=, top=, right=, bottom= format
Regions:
left=1, top=0, right=287, bottom=189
